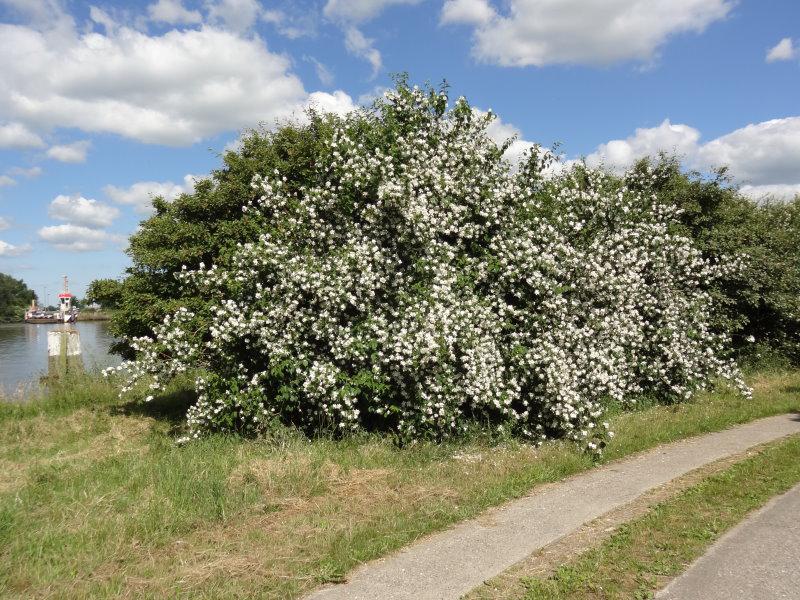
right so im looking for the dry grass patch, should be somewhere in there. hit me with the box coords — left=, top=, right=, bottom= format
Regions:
left=0, top=370, right=798, bottom=599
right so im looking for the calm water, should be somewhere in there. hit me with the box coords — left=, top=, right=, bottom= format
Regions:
left=0, top=321, right=121, bottom=396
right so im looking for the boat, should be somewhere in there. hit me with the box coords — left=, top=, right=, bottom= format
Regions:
left=24, top=276, right=77, bottom=324
left=25, top=311, right=62, bottom=324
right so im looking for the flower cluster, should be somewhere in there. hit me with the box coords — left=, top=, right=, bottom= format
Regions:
left=111, top=84, right=749, bottom=450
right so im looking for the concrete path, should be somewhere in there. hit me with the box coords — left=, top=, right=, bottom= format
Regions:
left=657, top=482, right=800, bottom=600
left=307, top=413, right=800, bottom=600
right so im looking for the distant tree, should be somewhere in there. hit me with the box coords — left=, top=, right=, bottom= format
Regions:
left=85, top=278, right=123, bottom=309
left=0, top=273, right=36, bottom=323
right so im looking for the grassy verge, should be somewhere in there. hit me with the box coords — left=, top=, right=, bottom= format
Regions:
left=0, top=371, right=798, bottom=599
left=515, top=433, right=800, bottom=599
left=75, top=310, right=115, bottom=321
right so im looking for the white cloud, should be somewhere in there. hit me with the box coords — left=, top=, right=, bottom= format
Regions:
left=7, top=166, right=43, bottom=178
left=305, top=56, right=334, bottom=86
left=343, top=27, right=382, bottom=77
left=357, top=86, right=390, bottom=106
left=48, top=194, right=120, bottom=228
left=37, top=224, right=124, bottom=252
left=444, top=0, right=732, bottom=67
left=0, top=122, right=45, bottom=149
left=305, top=90, right=358, bottom=116
left=474, top=108, right=537, bottom=165
left=0, top=175, right=16, bottom=187
left=585, top=119, right=701, bottom=172
left=104, top=174, right=201, bottom=214
left=206, top=0, right=262, bottom=33
left=740, top=184, right=800, bottom=201
left=88, top=6, right=117, bottom=33
left=323, top=0, right=423, bottom=23
left=0, top=239, right=31, bottom=256
left=578, top=116, right=800, bottom=201
left=696, top=117, right=800, bottom=186
left=0, top=216, right=10, bottom=230
left=766, top=37, right=797, bottom=63
left=323, top=0, right=422, bottom=76
left=0, top=0, right=72, bottom=30
left=46, top=140, right=90, bottom=163
left=440, top=0, right=495, bottom=26
left=0, top=14, right=308, bottom=145
left=261, top=9, right=317, bottom=39
left=147, top=0, right=203, bottom=25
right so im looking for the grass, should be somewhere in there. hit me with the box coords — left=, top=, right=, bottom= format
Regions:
left=517, top=433, right=800, bottom=599
left=0, top=370, right=798, bottom=598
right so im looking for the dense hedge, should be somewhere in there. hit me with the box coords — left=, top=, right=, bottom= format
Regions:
left=646, top=158, right=800, bottom=366
left=111, top=83, right=753, bottom=448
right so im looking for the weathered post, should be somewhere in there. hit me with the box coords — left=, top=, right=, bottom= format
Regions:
left=46, top=276, right=83, bottom=380
left=47, top=327, right=83, bottom=378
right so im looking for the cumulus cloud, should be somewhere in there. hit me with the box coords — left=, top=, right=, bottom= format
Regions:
left=473, top=109, right=536, bottom=165
left=48, top=194, right=120, bottom=228
left=579, top=116, right=800, bottom=200
left=766, top=37, right=797, bottom=63
left=147, top=0, right=203, bottom=25
left=0, top=216, right=10, bottom=230
left=0, top=239, right=31, bottom=256
left=46, top=140, right=90, bottom=163
left=0, top=122, right=45, bottom=149
left=104, top=174, right=202, bottom=214
left=585, top=120, right=701, bottom=172
left=695, top=117, right=800, bottom=186
left=440, top=0, right=495, bottom=25
left=442, top=0, right=732, bottom=67
left=305, top=90, right=358, bottom=116
left=37, top=224, right=124, bottom=252
left=0, top=10, right=309, bottom=146
left=0, top=175, right=16, bottom=187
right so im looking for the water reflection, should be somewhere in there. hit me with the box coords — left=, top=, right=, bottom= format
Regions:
left=0, top=321, right=121, bottom=396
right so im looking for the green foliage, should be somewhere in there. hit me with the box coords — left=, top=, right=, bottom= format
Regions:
left=108, top=114, right=340, bottom=357
left=642, top=157, right=800, bottom=365
left=116, top=82, right=745, bottom=445
left=0, top=272, right=35, bottom=323
left=85, top=278, right=123, bottom=308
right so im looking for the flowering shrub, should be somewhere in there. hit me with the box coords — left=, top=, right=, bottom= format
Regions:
left=111, top=82, right=749, bottom=450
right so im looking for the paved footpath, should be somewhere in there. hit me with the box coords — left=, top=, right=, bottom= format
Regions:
left=657, top=482, right=800, bottom=600
left=307, top=414, right=800, bottom=600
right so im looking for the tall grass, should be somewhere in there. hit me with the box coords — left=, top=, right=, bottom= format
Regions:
left=0, top=370, right=798, bottom=598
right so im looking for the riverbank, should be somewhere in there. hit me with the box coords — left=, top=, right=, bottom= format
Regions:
left=0, top=310, right=113, bottom=324
left=75, top=310, right=114, bottom=321
left=1, top=371, right=799, bottom=598
left=0, top=321, right=119, bottom=396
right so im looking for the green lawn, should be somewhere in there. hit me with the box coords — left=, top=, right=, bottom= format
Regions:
left=0, top=371, right=798, bottom=599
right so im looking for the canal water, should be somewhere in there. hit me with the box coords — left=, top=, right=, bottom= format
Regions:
left=0, top=321, right=121, bottom=397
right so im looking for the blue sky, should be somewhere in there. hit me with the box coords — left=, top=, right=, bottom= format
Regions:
left=0, top=0, right=798, bottom=301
